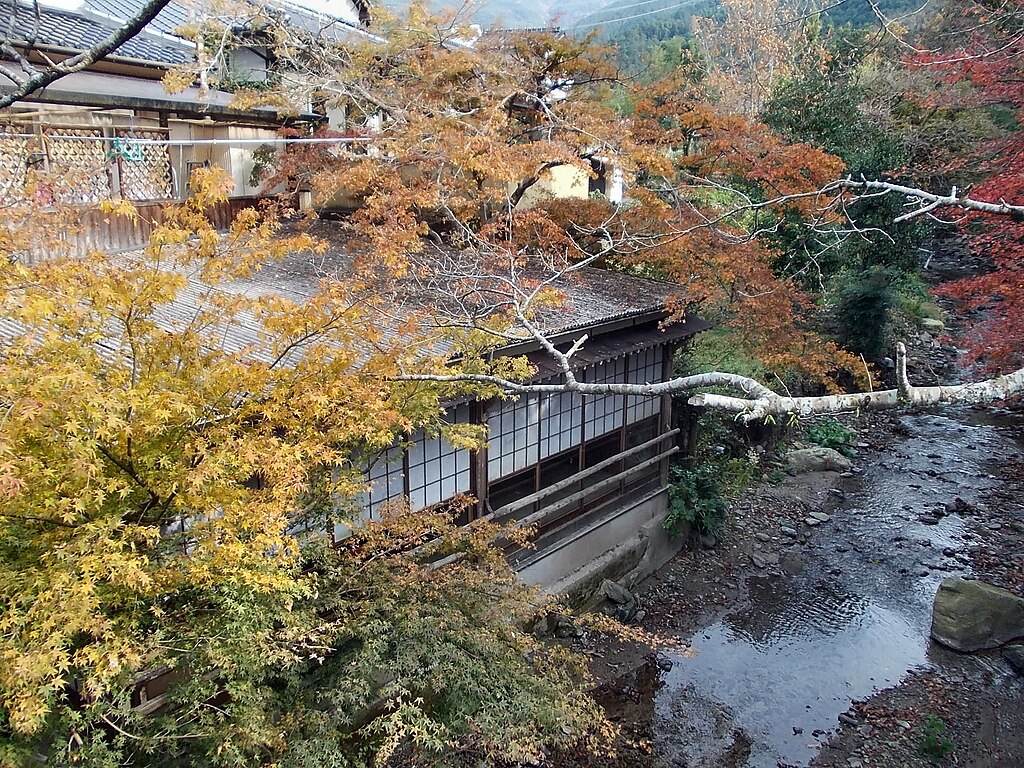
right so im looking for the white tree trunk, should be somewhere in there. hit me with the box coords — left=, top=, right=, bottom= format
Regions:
left=400, top=345, right=1024, bottom=421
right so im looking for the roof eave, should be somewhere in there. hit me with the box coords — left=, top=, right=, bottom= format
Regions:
left=0, top=78, right=320, bottom=124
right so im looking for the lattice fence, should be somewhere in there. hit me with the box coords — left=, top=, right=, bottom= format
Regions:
left=113, top=128, right=174, bottom=201
left=1, top=126, right=176, bottom=203
left=0, top=127, right=31, bottom=203
left=45, top=127, right=113, bottom=203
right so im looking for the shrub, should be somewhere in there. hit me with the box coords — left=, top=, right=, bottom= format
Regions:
left=833, top=267, right=896, bottom=359
left=806, top=418, right=855, bottom=457
left=917, top=714, right=954, bottom=763
left=664, top=464, right=729, bottom=538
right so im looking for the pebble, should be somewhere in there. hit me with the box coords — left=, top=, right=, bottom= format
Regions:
left=809, top=511, right=831, bottom=522
left=942, top=547, right=957, bottom=557
left=919, top=515, right=941, bottom=525
left=805, top=517, right=821, bottom=527
left=988, top=522, right=1003, bottom=531
left=780, top=526, right=799, bottom=537
left=656, top=656, right=673, bottom=672
left=755, top=532, right=772, bottom=543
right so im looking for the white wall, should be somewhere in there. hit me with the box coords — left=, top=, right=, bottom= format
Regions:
left=288, top=0, right=361, bottom=26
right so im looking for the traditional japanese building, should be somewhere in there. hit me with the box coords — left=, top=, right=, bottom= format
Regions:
left=183, top=219, right=709, bottom=592
left=0, top=0, right=368, bottom=209
left=1, top=0, right=709, bottom=594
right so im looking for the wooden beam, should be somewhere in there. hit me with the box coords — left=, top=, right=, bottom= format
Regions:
left=488, top=428, right=679, bottom=520
left=509, top=447, right=677, bottom=530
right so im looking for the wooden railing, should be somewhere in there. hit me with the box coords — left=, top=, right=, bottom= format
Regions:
left=426, top=429, right=679, bottom=570
left=490, top=428, right=679, bottom=527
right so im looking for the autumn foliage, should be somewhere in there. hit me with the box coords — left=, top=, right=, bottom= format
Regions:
left=0, top=166, right=611, bottom=766
left=911, top=1, right=1024, bottom=370
left=11, top=4, right=1013, bottom=765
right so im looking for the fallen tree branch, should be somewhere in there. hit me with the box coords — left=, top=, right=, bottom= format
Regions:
left=398, top=344, right=1024, bottom=422
left=834, top=178, right=1024, bottom=221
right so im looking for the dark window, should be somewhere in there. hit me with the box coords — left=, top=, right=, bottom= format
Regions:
left=582, top=432, right=624, bottom=511
left=488, top=468, right=538, bottom=517
left=589, top=158, right=607, bottom=196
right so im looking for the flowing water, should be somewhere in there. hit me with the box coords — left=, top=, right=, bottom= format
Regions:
left=647, top=410, right=1024, bottom=767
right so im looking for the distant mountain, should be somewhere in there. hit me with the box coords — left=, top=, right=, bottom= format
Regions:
left=378, top=0, right=623, bottom=29
left=378, top=0, right=930, bottom=33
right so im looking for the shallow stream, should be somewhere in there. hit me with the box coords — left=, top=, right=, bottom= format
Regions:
left=647, top=410, right=1024, bottom=767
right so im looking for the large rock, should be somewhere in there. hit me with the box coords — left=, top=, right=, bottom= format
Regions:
left=597, top=579, right=639, bottom=622
left=786, top=447, right=853, bottom=474
left=1003, top=645, right=1024, bottom=676
left=930, top=577, right=1024, bottom=651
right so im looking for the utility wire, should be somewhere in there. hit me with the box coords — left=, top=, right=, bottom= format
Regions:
left=0, top=134, right=371, bottom=146
left=575, top=0, right=690, bottom=23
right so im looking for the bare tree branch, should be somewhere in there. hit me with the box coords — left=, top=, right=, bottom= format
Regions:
left=397, top=343, right=1024, bottom=422
left=834, top=178, right=1024, bottom=221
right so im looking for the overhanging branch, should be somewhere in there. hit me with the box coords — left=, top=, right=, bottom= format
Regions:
left=397, top=343, right=1024, bottom=422
left=0, top=0, right=173, bottom=109
left=835, top=178, right=1024, bottom=221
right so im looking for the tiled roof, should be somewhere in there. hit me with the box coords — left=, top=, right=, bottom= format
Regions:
left=183, top=219, right=689, bottom=360
left=3, top=220, right=700, bottom=371
left=83, top=0, right=193, bottom=40
left=5, top=0, right=193, bottom=65
left=5, top=0, right=372, bottom=69
left=81, top=0, right=368, bottom=41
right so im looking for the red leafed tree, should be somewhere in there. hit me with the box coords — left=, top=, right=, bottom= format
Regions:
left=914, top=1, right=1024, bottom=370
left=538, top=75, right=858, bottom=387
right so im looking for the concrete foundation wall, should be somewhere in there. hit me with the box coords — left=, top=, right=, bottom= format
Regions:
left=517, top=487, right=685, bottom=600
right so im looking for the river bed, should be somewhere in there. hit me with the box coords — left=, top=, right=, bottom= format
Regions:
left=587, top=408, right=1024, bottom=768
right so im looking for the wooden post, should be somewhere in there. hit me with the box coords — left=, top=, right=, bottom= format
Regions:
left=659, top=342, right=676, bottom=486
left=470, top=400, right=489, bottom=520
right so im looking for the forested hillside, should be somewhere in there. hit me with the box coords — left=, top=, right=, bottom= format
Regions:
left=374, top=0, right=928, bottom=31
left=823, top=0, right=926, bottom=27
left=588, top=0, right=928, bottom=70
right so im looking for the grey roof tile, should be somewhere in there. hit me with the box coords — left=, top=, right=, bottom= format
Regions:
left=5, top=0, right=371, bottom=69
left=83, top=0, right=192, bottom=40
left=5, top=0, right=193, bottom=65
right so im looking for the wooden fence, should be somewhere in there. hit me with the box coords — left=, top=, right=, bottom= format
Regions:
left=63, top=196, right=274, bottom=256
